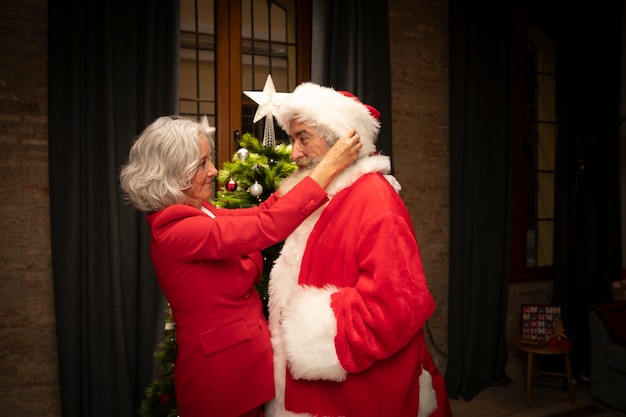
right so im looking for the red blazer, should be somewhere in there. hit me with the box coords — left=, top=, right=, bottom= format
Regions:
left=146, top=177, right=328, bottom=417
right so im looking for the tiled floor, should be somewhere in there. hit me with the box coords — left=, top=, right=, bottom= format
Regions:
left=449, top=378, right=625, bottom=417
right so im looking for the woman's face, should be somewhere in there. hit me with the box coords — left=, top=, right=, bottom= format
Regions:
left=186, top=134, right=218, bottom=208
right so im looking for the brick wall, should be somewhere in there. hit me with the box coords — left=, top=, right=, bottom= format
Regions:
left=0, top=0, right=452, bottom=414
left=389, top=0, right=450, bottom=371
left=387, top=0, right=528, bottom=380
left=0, top=0, right=62, bottom=416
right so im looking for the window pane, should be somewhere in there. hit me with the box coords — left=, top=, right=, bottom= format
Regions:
left=241, top=0, right=295, bottom=142
left=270, top=2, right=287, bottom=42
left=537, top=123, right=556, bottom=171
left=252, top=0, right=270, bottom=41
left=537, top=172, right=554, bottom=219
left=523, top=24, right=556, bottom=271
left=529, top=26, right=555, bottom=73
left=537, top=220, right=554, bottom=267
left=537, top=74, right=556, bottom=121
left=241, top=0, right=293, bottom=90
left=180, top=0, right=216, bottom=122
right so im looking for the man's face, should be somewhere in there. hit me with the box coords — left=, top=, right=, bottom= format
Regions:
left=289, top=119, right=330, bottom=169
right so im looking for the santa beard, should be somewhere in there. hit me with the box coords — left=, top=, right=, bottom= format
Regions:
left=278, top=158, right=321, bottom=194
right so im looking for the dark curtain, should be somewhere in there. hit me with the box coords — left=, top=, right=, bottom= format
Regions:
left=311, top=0, right=393, bottom=165
left=446, top=0, right=513, bottom=400
left=552, top=2, right=623, bottom=375
left=447, top=0, right=624, bottom=400
left=48, top=1, right=179, bottom=416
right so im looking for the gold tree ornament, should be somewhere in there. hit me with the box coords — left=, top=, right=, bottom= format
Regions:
left=553, top=319, right=568, bottom=340
left=548, top=318, right=572, bottom=350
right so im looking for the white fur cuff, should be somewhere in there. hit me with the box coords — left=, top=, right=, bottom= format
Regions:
left=418, top=368, right=438, bottom=417
left=281, top=285, right=348, bottom=382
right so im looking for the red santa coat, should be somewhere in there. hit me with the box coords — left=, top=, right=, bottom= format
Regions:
left=146, top=177, right=328, bottom=417
left=267, top=156, right=451, bottom=417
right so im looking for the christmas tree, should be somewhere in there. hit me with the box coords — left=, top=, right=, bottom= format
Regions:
left=213, top=131, right=296, bottom=313
left=214, top=132, right=296, bottom=209
left=139, top=305, right=178, bottom=417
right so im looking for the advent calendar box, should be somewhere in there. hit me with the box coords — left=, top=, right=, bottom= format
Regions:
left=521, top=304, right=561, bottom=345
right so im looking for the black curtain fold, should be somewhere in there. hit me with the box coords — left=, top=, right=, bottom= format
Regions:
left=311, top=0, right=393, bottom=165
left=447, top=0, right=623, bottom=401
left=552, top=1, right=623, bottom=375
left=446, top=0, right=513, bottom=401
left=48, top=1, right=179, bottom=416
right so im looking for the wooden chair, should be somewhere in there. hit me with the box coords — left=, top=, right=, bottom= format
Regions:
left=515, top=304, right=574, bottom=407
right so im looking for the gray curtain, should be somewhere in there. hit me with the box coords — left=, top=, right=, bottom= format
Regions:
left=445, top=0, right=512, bottom=400
left=311, top=0, right=393, bottom=165
left=48, top=1, right=179, bottom=416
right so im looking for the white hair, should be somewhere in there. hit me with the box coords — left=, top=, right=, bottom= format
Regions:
left=119, top=116, right=215, bottom=212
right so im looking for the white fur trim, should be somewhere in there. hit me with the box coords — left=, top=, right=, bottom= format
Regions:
left=384, top=174, right=402, bottom=193
left=418, top=369, right=438, bottom=417
left=266, top=408, right=314, bottom=417
left=282, top=285, right=347, bottom=381
left=267, top=206, right=324, bottom=417
left=325, top=154, right=397, bottom=196
left=278, top=154, right=399, bottom=198
left=276, top=82, right=380, bottom=159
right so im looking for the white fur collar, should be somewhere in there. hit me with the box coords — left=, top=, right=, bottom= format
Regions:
left=326, top=154, right=400, bottom=196
left=279, top=154, right=401, bottom=197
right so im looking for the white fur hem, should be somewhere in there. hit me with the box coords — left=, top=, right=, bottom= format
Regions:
left=418, top=369, right=438, bottom=417
left=281, top=285, right=348, bottom=382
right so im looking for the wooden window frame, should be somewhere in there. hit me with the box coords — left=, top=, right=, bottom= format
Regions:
left=214, top=0, right=311, bottom=167
left=510, top=4, right=556, bottom=283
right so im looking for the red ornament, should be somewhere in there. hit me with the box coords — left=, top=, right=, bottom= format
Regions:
left=159, top=392, right=172, bottom=405
left=226, top=179, right=237, bottom=191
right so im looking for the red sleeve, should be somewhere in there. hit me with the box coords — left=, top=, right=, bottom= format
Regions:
left=205, top=192, right=280, bottom=217
left=332, top=212, right=436, bottom=372
left=149, top=176, right=327, bottom=260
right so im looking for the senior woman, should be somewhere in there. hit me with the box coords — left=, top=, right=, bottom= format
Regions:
left=119, top=116, right=361, bottom=417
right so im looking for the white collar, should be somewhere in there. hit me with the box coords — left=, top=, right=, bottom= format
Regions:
left=200, top=206, right=216, bottom=218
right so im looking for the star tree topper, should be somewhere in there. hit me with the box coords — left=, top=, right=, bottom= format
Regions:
left=244, top=74, right=290, bottom=147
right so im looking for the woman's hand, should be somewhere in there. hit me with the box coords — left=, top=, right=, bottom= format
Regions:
left=308, top=129, right=362, bottom=189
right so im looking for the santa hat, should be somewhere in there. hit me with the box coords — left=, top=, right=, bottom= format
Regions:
left=275, top=82, right=381, bottom=158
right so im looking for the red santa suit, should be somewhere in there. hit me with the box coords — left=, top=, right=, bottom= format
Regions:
left=146, top=177, right=329, bottom=417
left=266, top=155, right=451, bottom=417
